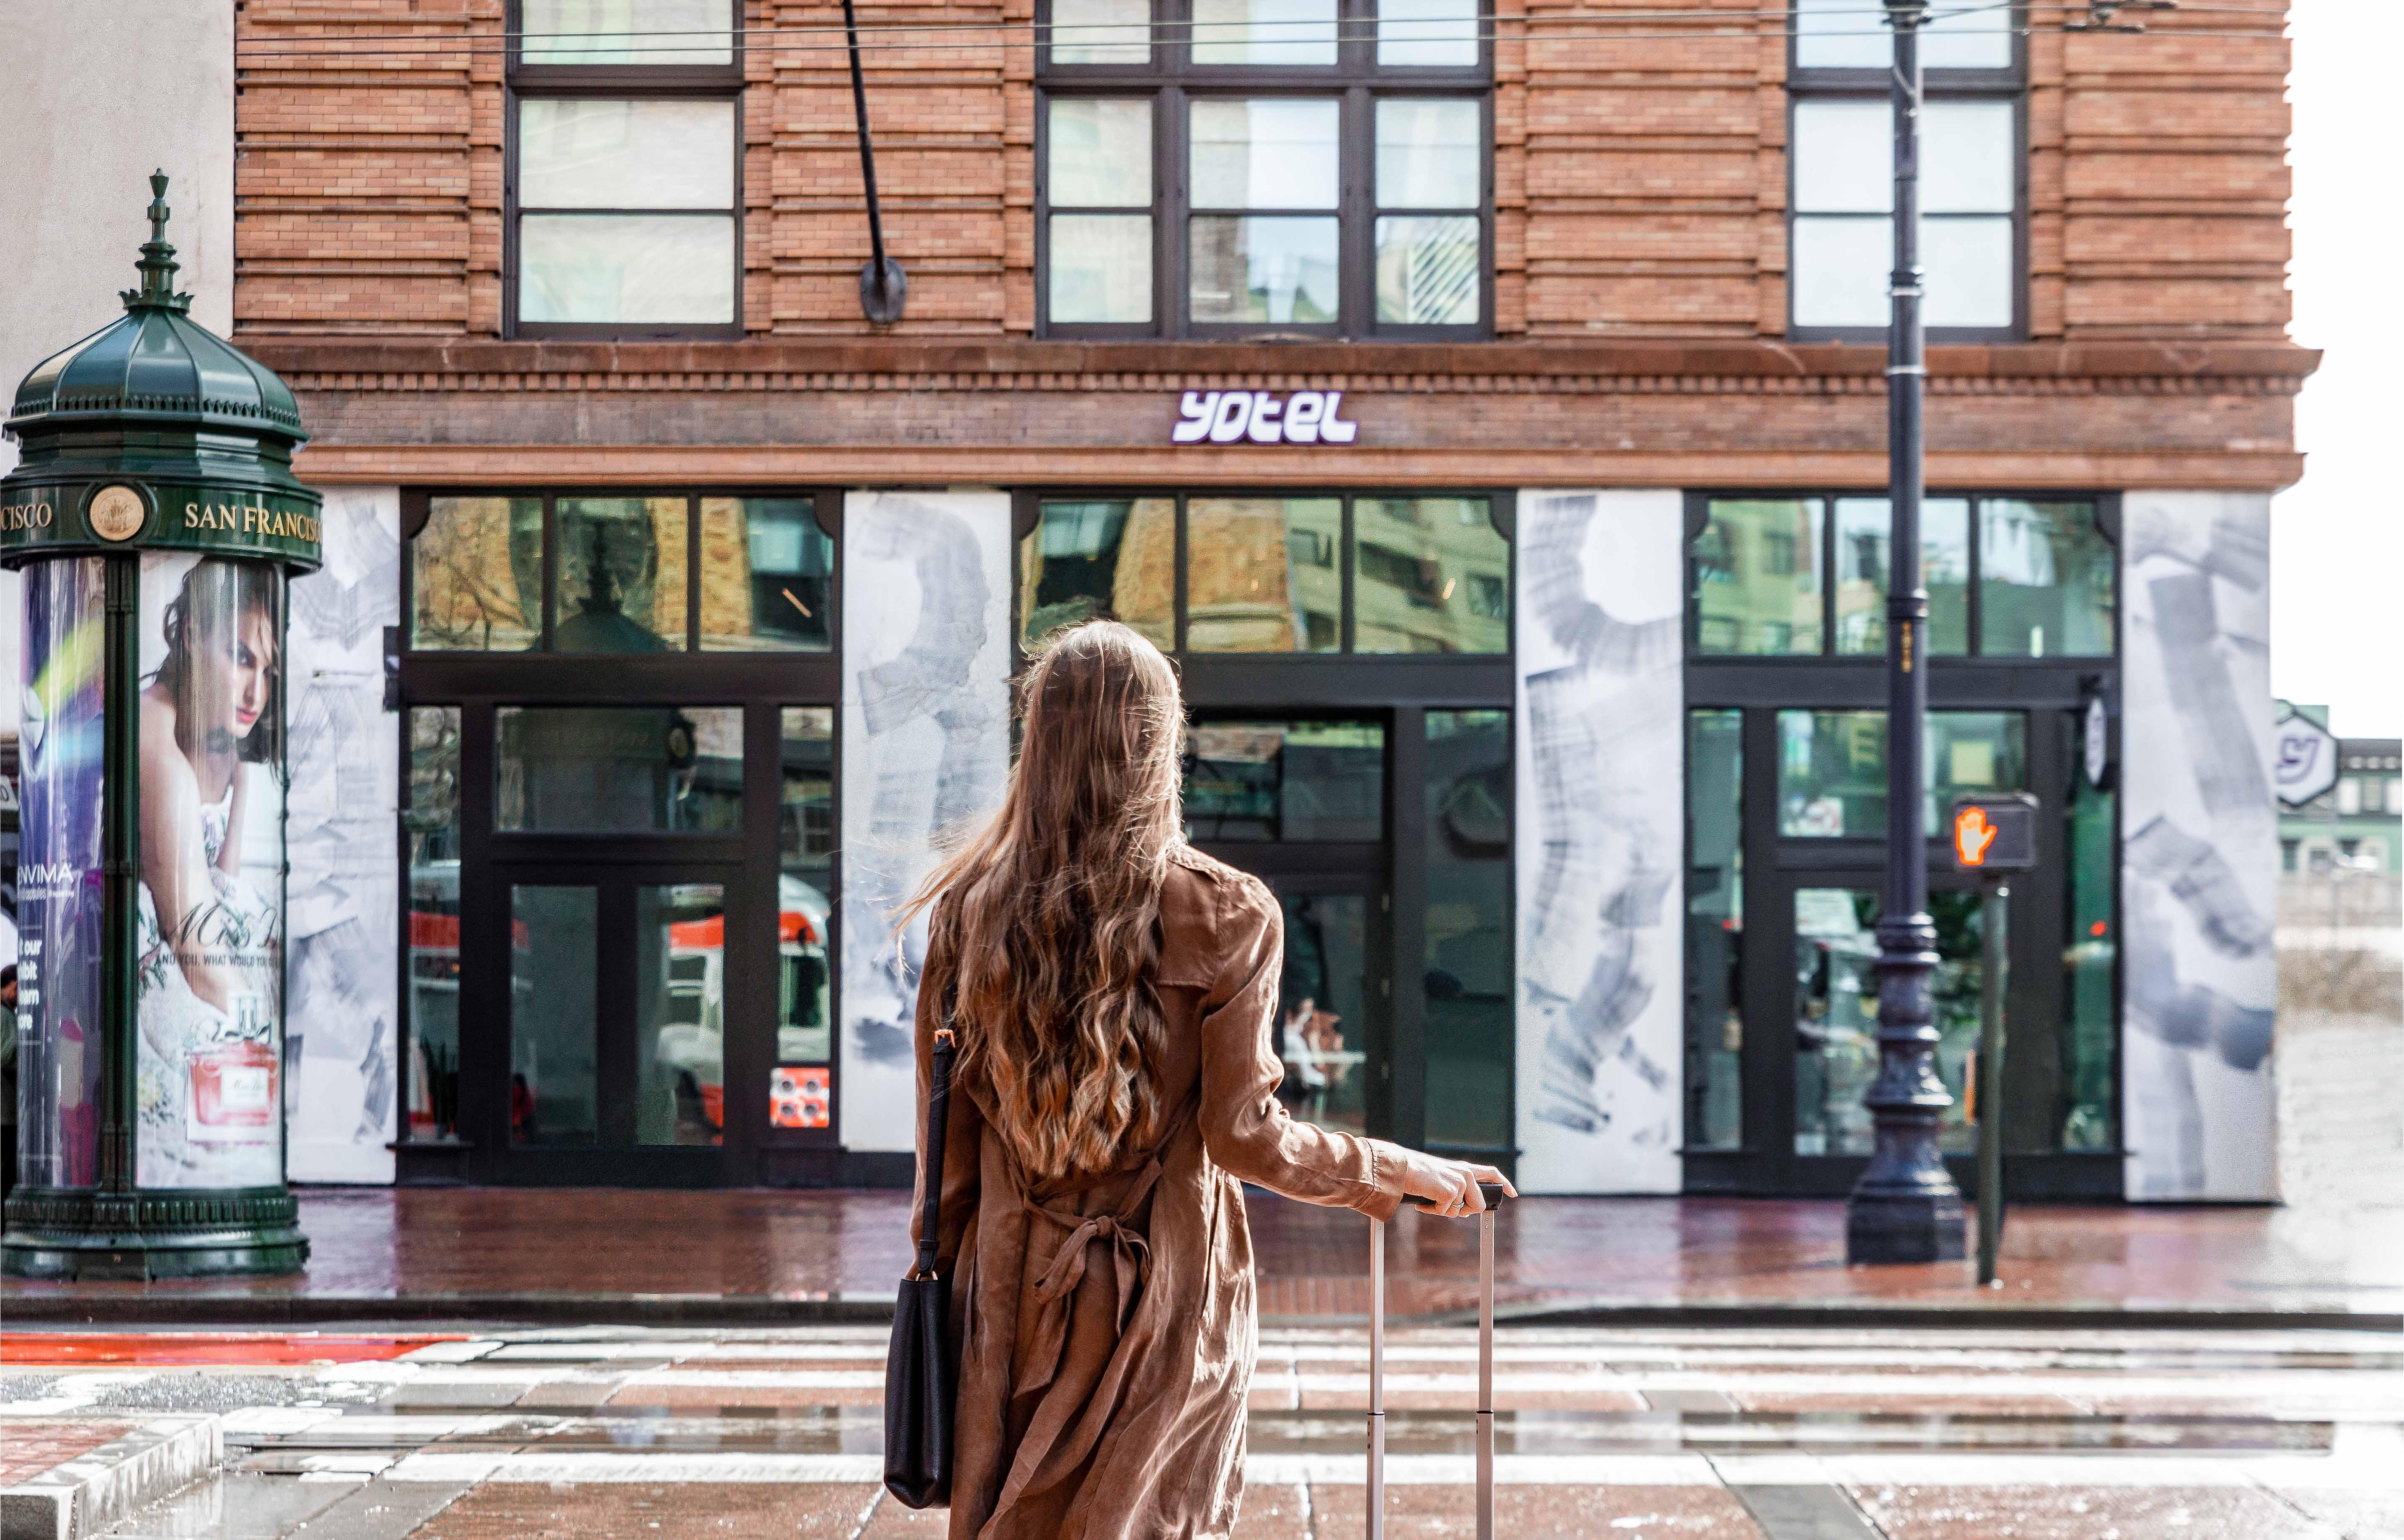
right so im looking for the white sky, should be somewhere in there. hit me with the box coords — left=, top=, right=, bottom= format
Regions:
left=2271, top=1, right=2404, bottom=738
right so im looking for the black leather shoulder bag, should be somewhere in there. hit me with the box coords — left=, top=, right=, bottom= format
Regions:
left=883, top=1012, right=958, bottom=1508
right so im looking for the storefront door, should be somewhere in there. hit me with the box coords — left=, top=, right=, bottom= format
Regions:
left=480, top=859, right=760, bottom=1184
left=1185, top=716, right=1393, bottom=1140
left=1685, top=705, right=2117, bottom=1197
left=1200, top=852, right=1388, bottom=1138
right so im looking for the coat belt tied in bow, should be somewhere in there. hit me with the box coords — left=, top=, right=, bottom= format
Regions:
left=1017, top=1164, right=1163, bottom=1401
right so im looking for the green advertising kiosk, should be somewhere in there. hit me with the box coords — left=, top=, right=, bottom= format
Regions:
left=2, top=177, right=322, bottom=1278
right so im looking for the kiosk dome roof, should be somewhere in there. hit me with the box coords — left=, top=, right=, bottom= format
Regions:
left=5, top=173, right=304, bottom=444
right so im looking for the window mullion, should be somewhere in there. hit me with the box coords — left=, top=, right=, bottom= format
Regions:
left=1345, top=85, right=1371, bottom=337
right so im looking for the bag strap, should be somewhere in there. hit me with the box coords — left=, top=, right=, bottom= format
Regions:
left=912, top=1002, right=957, bottom=1283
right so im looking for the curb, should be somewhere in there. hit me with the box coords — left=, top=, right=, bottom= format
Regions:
left=0, top=1416, right=221, bottom=1540
left=2, top=1292, right=2396, bottom=1334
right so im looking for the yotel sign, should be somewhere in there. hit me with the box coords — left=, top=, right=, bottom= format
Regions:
left=1171, top=389, right=1359, bottom=446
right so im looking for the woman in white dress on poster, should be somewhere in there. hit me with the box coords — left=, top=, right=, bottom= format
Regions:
left=135, top=559, right=285, bottom=1185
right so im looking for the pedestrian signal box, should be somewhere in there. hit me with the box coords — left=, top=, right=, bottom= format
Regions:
left=1951, top=793, right=2038, bottom=872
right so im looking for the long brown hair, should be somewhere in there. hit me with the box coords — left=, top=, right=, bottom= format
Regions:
left=900, top=621, right=1185, bottom=1181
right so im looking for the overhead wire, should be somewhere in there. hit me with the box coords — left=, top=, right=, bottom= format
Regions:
left=227, top=3, right=2290, bottom=63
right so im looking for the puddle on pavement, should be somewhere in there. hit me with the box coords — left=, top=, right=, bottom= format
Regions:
left=102, top=1472, right=358, bottom=1539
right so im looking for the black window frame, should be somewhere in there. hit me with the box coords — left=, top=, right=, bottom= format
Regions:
left=1785, top=8, right=2026, bottom=344
left=1011, top=486, right=1514, bottom=662
left=404, top=489, right=838, bottom=659
left=1680, top=487, right=2124, bottom=1199
left=1035, top=0, right=1494, bottom=340
left=504, top=0, right=747, bottom=340
left=1685, top=491, right=2118, bottom=664
left=394, top=484, right=846, bottom=1187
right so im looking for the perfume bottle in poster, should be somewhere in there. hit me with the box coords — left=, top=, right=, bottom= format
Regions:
left=134, top=554, right=288, bottom=1189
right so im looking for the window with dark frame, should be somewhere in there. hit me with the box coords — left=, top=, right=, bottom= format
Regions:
left=407, top=491, right=835, bottom=654
left=1037, top=0, right=1492, bottom=339
left=1018, top=490, right=1510, bottom=654
left=1689, top=494, right=2114, bottom=660
left=1786, top=0, right=2023, bottom=341
left=507, top=0, right=745, bottom=337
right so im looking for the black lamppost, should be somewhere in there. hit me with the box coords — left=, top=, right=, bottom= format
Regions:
left=1845, top=0, right=1967, bottom=1264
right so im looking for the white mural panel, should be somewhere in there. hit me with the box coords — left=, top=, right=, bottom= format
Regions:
left=838, top=490, right=1012, bottom=1153
left=2120, top=490, right=2279, bottom=1201
left=285, top=486, right=403, bottom=1183
left=1513, top=489, right=1685, bottom=1193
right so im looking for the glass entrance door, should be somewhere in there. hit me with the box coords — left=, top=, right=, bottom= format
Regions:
left=1783, top=875, right=1986, bottom=1161
left=487, top=861, right=751, bottom=1182
left=1185, top=716, right=1391, bottom=1139
left=1266, top=877, right=1378, bottom=1136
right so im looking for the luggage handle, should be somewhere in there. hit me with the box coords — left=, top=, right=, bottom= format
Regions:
left=1370, top=1185, right=1509, bottom=1540
left=1405, top=1180, right=1514, bottom=1214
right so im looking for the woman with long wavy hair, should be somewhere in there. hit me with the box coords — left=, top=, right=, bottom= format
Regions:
left=902, top=620, right=1509, bottom=1540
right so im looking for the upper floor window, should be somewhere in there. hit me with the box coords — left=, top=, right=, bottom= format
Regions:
left=508, top=0, right=743, bottom=337
left=1037, top=0, right=1491, bottom=338
left=1787, top=0, right=2021, bottom=340
left=1690, top=494, right=2113, bottom=659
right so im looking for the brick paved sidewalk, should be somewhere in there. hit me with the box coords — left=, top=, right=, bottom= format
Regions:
left=8, top=1324, right=2399, bottom=1540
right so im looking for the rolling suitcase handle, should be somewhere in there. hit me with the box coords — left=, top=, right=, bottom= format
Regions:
left=1368, top=1182, right=1510, bottom=1540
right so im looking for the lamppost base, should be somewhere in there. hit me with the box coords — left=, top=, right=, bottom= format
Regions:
left=2, top=1186, right=310, bottom=1280
left=1845, top=1187, right=1967, bottom=1265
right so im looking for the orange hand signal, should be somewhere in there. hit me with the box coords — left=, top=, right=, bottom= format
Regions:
left=1954, top=806, right=1999, bottom=866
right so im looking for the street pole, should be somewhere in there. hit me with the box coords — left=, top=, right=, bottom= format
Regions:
left=1976, top=881, right=2009, bottom=1287
left=1846, top=0, right=1967, bottom=1264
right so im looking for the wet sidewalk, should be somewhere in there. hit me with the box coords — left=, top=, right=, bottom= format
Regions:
left=7, top=1190, right=2400, bottom=1329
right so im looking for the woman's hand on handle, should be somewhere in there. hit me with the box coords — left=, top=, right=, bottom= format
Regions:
left=1397, top=1151, right=1517, bottom=1218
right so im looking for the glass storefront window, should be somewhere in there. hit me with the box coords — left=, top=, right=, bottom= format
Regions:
left=2061, top=719, right=2117, bottom=1150
left=1186, top=498, right=1344, bottom=652
left=1018, top=492, right=1513, bottom=658
left=1776, top=709, right=2025, bottom=838
left=1831, top=497, right=1969, bottom=656
left=496, top=705, right=744, bottom=832
left=1691, top=493, right=2113, bottom=661
left=1184, top=719, right=1383, bottom=841
left=1694, top=499, right=1823, bottom=656
left=1685, top=709, right=1743, bottom=1151
left=1352, top=497, right=1507, bottom=655
left=1018, top=498, right=1175, bottom=649
left=637, top=881, right=728, bottom=1146
left=412, top=496, right=543, bottom=651
left=406, top=706, right=462, bottom=1142
left=779, top=708, right=836, bottom=1067
left=1423, top=710, right=1511, bottom=1150
left=511, top=883, right=599, bottom=1145
left=408, top=491, right=849, bottom=656
left=700, top=498, right=833, bottom=652
left=556, top=496, right=689, bottom=652
left=1793, top=887, right=1983, bottom=1156
left=1981, top=500, right=2113, bottom=657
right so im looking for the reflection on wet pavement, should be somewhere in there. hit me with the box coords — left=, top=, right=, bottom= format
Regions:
left=0, top=1324, right=2388, bottom=1540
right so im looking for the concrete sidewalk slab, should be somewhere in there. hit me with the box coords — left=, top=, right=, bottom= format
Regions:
left=0, top=1415, right=220, bottom=1540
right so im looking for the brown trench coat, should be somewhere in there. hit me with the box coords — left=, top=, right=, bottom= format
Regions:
left=910, top=844, right=1408, bottom=1540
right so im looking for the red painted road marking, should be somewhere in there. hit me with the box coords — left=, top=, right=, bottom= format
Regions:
left=0, top=1333, right=467, bottom=1366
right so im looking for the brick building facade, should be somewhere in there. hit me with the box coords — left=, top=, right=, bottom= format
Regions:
left=186, top=0, right=2309, bottom=1198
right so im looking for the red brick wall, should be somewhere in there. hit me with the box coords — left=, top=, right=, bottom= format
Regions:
left=232, top=0, right=2291, bottom=342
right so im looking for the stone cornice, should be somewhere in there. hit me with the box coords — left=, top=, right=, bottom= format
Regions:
left=245, top=337, right=2319, bottom=397
left=287, top=444, right=2309, bottom=493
